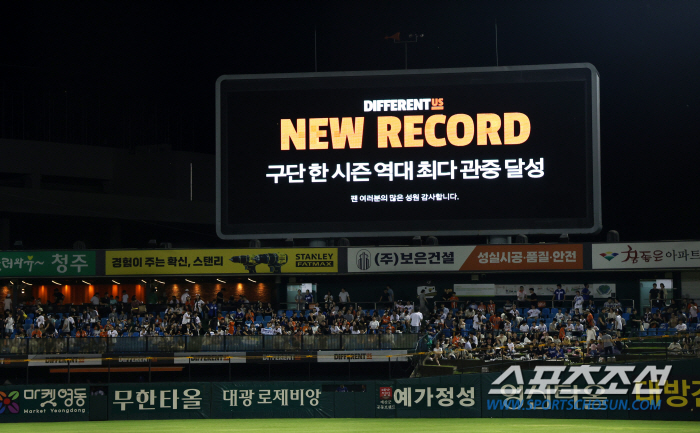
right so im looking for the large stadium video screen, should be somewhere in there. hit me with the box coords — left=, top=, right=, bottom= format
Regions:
left=216, top=64, right=600, bottom=239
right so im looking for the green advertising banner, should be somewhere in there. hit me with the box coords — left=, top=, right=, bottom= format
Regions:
left=0, top=251, right=96, bottom=277
left=212, top=382, right=333, bottom=418
left=0, top=385, right=89, bottom=422
left=375, top=374, right=481, bottom=418
left=109, top=383, right=210, bottom=420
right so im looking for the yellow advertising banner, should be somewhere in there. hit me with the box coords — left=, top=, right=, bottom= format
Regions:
left=105, top=249, right=338, bottom=275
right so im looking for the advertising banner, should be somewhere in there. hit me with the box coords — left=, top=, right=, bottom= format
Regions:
left=451, top=283, right=617, bottom=299
left=375, top=374, right=482, bottom=418
left=481, top=360, right=699, bottom=421
left=0, top=385, right=89, bottom=422
left=0, top=251, right=96, bottom=277
left=592, top=242, right=700, bottom=270
left=212, top=382, right=333, bottom=418
left=348, top=245, right=584, bottom=273
left=109, top=383, right=211, bottom=420
left=28, top=354, right=102, bottom=368
left=173, top=352, right=246, bottom=364
left=317, top=350, right=408, bottom=363
left=106, top=248, right=338, bottom=275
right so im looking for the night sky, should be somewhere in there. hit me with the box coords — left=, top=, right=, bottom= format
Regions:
left=3, top=1, right=700, bottom=244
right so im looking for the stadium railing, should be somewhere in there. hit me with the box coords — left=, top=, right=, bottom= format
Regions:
left=1, top=333, right=422, bottom=355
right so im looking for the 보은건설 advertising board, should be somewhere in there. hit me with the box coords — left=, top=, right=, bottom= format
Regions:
left=348, top=245, right=584, bottom=273
left=217, top=64, right=601, bottom=239
left=106, top=248, right=338, bottom=275
left=0, top=251, right=96, bottom=277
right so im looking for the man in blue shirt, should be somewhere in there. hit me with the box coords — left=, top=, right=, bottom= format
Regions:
left=304, top=290, right=314, bottom=311
left=552, top=284, right=566, bottom=309
left=336, top=385, right=349, bottom=392
left=581, top=283, right=592, bottom=302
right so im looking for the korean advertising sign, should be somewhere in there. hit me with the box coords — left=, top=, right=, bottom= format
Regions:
left=216, top=64, right=601, bottom=239
left=106, top=248, right=337, bottom=275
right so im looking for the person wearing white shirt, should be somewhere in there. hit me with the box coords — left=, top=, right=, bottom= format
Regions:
left=472, top=315, right=481, bottom=331
left=91, top=294, right=100, bottom=306
left=180, top=289, right=190, bottom=305
left=527, top=308, right=541, bottom=319
left=182, top=311, right=191, bottom=325
left=668, top=341, right=682, bottom=354
left=35, top=314, right=45, bottom=328
left=519, top=323, right=529, bottom=333
left=573, top=291, right=584, bottom=313
left=4, top=315, right=14, bottom=334
left=369, top=318, right=380, bottom=333
left=338, top=289, right=350, bottom=306
left=193, top=296, right=205, bottom=313
left=586, top=325, right=597, bottom=342
left=676, top=321, right=688, bottom=332
left=615, top=312, right=623, bottom=333
left=409, top=311, right=423, bottom=333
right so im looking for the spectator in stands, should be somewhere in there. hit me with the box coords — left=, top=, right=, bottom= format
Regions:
left=379, top=288, right=392, bottom=309
left=4, top=294, right=12, bottom=313
left=122, top=290, right=130, bottom=312
left=572, top=291, right=584, bottom=314
left=527, top=288, right=538, bottom=305
left=668, top=340, right=682, bottom=355
left=552, top=284, right=566, bottom=308
left=688, top=300, right=697, bottom=323
left=180, top=288, right=191, bottom=305
left=581, top=283, right=591, bottom=302
left=527, top=305, right=541, bottom=319
left=676, top=319, right=688, bottom=332
left=409, top=309, right=423, bottom=333
left=516, top=286, right=527, bottom=308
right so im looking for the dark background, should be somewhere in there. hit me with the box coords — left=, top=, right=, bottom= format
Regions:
left=2, top=1, right=700, bottom=244
left=222, top=71, right=590, bottom=235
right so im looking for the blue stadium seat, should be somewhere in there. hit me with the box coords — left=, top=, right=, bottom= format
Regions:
left=286, top=310, right=293, bottom=317
left=651, top=307, right=658, bottom=314
left=550, top=308, right=558, bottom=315
left=101, top=318, right=108, bottom=326
left=542, top=308, right=550, bottom=316
left=647, top=328, right=657, bottom=335
left=255, top=316, right=263, bottom=322
left=263, top=315, right=271, bottom=323
left=639, top=330, right=647, bottom=337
